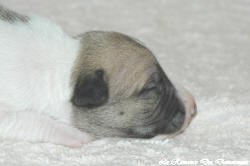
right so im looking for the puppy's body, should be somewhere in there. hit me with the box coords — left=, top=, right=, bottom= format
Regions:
left=0, top=15, right=76, bottom=122
left=0, top=6, right=197, bottom=147
left=0, top=9, right=92, bottom=146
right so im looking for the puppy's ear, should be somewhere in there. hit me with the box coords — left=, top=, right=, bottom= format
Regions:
left=71, top=69, right=109, bottom=108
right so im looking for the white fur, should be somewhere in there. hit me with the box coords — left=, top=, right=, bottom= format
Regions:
left=0, top=15, right=93, bottom=147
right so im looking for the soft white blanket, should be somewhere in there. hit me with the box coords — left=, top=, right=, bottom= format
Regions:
left=0, top=0, right=249, bottom=165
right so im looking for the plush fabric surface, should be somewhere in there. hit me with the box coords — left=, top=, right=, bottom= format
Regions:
left=0, top=0, right=249, bottom=165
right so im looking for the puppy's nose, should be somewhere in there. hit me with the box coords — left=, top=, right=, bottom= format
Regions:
left=183, top=89, right=197, bottom=120
left=175, top=85, right=197, bottom=132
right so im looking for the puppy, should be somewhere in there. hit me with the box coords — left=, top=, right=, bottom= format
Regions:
left=0, top=6, right=197, bottom=147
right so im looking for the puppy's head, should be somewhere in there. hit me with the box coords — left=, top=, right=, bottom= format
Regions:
left=71, top=31, right=197, bottom=138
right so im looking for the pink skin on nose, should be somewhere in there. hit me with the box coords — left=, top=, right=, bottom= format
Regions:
left=176, top=85, right=197, bottom=130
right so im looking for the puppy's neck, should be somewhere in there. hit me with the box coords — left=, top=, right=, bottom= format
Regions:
left=26, top=16, right=81, bottom=122
left=0, top=15, right=81, bottom=123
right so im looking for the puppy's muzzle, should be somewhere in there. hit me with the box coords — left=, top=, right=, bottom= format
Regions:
left=165, top=86, right=197, bottom=136
left=141, top=85, right=197, bottom=138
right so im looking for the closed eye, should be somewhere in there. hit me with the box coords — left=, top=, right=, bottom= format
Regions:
left=139, top=81, right=158, bottom=97
left=139, top=72, right=162, bottom=98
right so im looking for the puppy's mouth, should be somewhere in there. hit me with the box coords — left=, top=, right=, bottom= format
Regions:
left=124, top=89, right=185, bottom=138
left=125, top=86, right=197, bottom=138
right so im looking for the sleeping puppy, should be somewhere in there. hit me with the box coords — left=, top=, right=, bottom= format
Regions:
left=0, top=6, right=197, bottom=147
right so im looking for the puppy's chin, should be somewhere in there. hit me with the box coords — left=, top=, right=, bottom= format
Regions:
left=163, top=108, right=186, bottom=134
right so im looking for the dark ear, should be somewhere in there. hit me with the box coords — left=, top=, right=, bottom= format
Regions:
left=71, top=69, right=109, bottom=108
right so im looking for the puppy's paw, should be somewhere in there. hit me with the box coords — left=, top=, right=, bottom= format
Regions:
left=47, top=122, right=95, bottom=148
left=56, top=132, right=94, bottom=148
left=0, top=110, right=94, bottom=148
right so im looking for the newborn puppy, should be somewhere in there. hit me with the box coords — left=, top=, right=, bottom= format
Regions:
left=0, top=6, right=197, bottom=147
